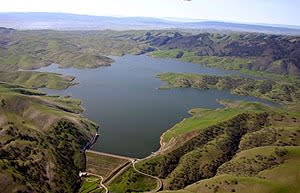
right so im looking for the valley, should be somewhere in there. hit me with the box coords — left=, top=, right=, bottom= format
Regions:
left=0, top=27, right=299, bottom=193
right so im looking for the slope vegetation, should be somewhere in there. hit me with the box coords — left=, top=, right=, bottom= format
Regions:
left=161, top=146, right=300, bottom=193
left=158, top=72, right=300, bottom=105
left=1, top=28, right=300, bottom=76
left=113, top=100, right=300, bottom=192
left=145, top=32, right=300, bottom=76
left=0, top=81, right=98, bottom=192
left=0, top=71, right=76, bottom=89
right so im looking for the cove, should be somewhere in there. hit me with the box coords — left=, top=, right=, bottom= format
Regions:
left=37, top=55, right=274, bottom=158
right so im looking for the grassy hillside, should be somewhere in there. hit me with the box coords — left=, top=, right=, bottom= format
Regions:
left=104, top=49, right=299, bottom=192
left=161, top=101, right=271, bottom=143
left=158, top=72, right=300, bottom=105
left=161, top=146, right=300, bottom=193
left=1, top=28, right=299, bottom=192
left=151, top=49, right=254, bottom=72
left=108, top=165, right=158, bottom=193
left=0, top=82, right=98, bottom=192
left=0, top=29, right=147, bottom=71
left=1, top=28, right=300, bottom=76
left=111, top=100, right=300, bottom=192
left=0, top=71, right=76, bottom=89
left=79, top=176, right=102, bottom=193
left=143, top=32, right=300, bottom=76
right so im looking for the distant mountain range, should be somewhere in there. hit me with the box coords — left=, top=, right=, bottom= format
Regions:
left=1, top=12, right=300, bottom=35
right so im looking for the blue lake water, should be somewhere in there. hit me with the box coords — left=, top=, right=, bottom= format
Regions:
left=37, top=55, right=274, bottom=158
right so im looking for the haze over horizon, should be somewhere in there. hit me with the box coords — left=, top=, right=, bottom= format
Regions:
left=0, top=0, right=299, bottom=26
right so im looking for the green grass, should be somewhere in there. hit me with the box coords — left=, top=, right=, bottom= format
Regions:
left=157, top=72, right=300, bottom=105
left=217, top=146, right=288, bottom=176
left=151, top=49, right=254, bottom=71
left=134, top=111, right=273, bottom=189
left=259, top=147, right=300, bottom=190
left=79, top=176, right=101, bottom=193
left=162, top=100, right=270, bottom=143
left=0, top=71, right=76, bottom=90
left=108, top=166, right=157, bottom=193
left=46, top=95, right=83, bottom=113
left=0, top=82, right=98, bottom=193
left=131, top=98, right=299, bottom=191
left=239, top=126, right=300, bottom=150
left=1, top=29, right=299, bottom=77
left=162, top=108, right=240, bottom=142
left=150, top=49, right=188, bottom=58
left=150, top=49, right=300, bottom=78
left=1, top=29, right=299, bottom=192
left=161, top=146, right=300, bottom=193
left=175, top=174, right=294, bottom=193
left=0, top=29, right=147, bottom=71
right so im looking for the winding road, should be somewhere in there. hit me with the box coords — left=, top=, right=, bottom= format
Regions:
left=132, top=160, right=163, bottom=192
left=86, top=172, right=108, bottom=193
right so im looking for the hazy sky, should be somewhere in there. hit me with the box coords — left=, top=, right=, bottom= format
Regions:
left=1, top=0, right=299, bottom=26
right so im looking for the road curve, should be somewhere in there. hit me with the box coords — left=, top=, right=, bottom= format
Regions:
left=132, top=160, right=163, bottom=192
left=86, top=172, right=108, bottom=193
left=85, top=150, right=162, bottom=192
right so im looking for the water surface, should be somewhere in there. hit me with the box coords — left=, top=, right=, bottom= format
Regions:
left=38, top=55, right=274, bottom=158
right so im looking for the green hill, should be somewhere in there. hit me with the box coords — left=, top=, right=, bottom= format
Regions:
left=111, top=100, right=299, bottom=192
left=1, top=28, right=300, bottom=76
left=1, top=28, right=299, bottom=193
left=0, top=81, right=98, bottom=192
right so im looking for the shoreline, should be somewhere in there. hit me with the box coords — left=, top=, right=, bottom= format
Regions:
left=33, top=55, right=283, bottom=160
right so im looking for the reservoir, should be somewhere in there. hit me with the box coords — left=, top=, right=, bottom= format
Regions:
left=38, top=55, right=274, bottom=158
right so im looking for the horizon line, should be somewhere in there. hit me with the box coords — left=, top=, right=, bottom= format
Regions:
left=2, top=11, right=300, bottom=29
